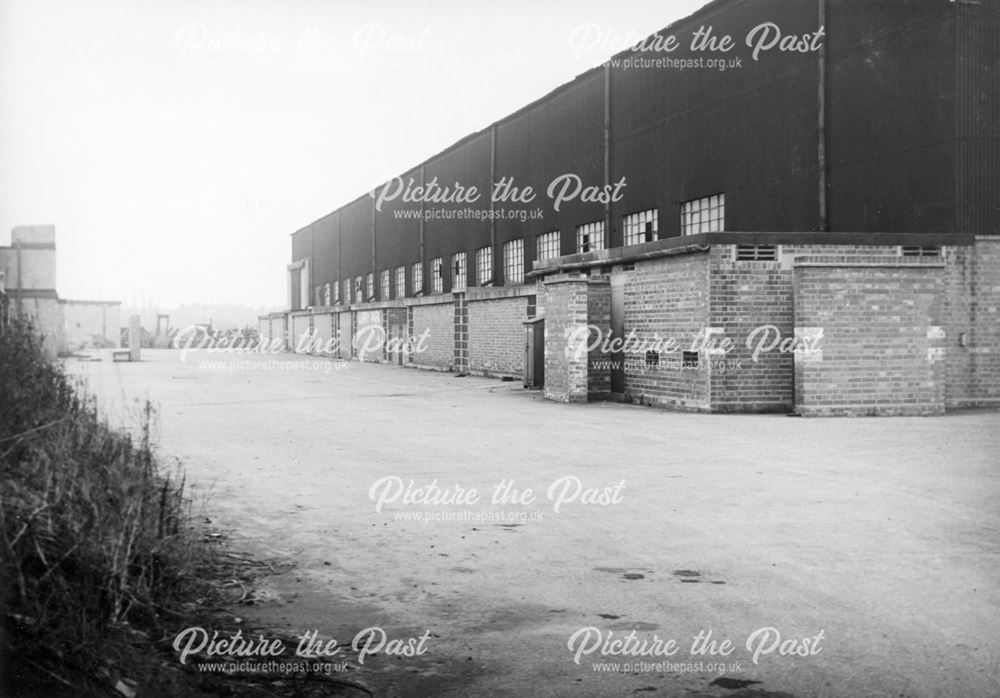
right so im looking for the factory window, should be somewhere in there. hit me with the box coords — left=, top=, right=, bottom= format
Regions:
left=624, top=209, right=658, bottom=246
left=354, top=276, right=363, bottom=303
left=333, top=280, right=340, bottom=304
left=504, top=239, right=524, bottom=285
left=536, top=231, right=561, bottom=262
left=412, top=262, right=424, bottom=295
left=476, top=246, right=493, bottom=286
left=452, top=252, right=467, bottom=291
left=366, top=273, right=375, bottom=301
left=735, top=245, right=777, bottom=261
left=681, top=193, right=724, bottom=235
left=682, top=351, right=699, bottom=369
left=315, top=285, right=322, bottom=306
left=577, top=221, right=606, bottom=253
left=431, top=257, right=443, bottom=293
left=343, top=279, right=351, bottom=304
left=380, top=269, right=390, bottom=300
left=323, top=283, right=331, bottom=306
left=901, top=246, right=940, bottom=257
left=395, top=266, right=405, bottom=298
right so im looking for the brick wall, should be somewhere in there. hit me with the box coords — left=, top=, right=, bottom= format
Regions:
left=267, top=315, right=285, bottom=350
left=411, top=300, right=454, bottom=371
left=381, top=307, right=408, bottom=364
left=945, top=238, right=1000, bottom=407
left=355, top=309, right=383, bottom=362
left=944, top=245, right=974, bottom=405
left=337, top=311, right=352, bottom=359
left=454, top=293, right=468, bottom=372
left=308, top=311, right=336, bottom=355
left=266, top=240, right=999, bottom=415
left=289, top=312, right=311, bottom=353
left=622, top=252, right=711, bottom=411
left=587, top=280, right=612, bottom=398
left=542, top=276, right=589, bottom=403
left=969, top=238, right=1000, bottom=405
left=793, top=257, right=946, bottom=416
left=709, top=247, right=794, bottom=412
left=467, top=292, right=530, bottom=378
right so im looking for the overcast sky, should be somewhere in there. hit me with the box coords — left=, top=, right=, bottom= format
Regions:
left=0, top=0, right=706, bottom=309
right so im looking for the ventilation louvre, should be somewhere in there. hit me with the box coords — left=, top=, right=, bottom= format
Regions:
left=736, top=244, right=777, bottom=261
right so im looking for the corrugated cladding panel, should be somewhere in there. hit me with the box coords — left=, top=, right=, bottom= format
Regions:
left=827, top=0, right=956, bottom=233
left=957, top=0, right=1000, bottom=236
left=291, top=226, right=311, bottom=262
left=374, top=166, right=422, bottom=295
left=293, top=0, right=989, bottom=287
left=423, top=133, right=492, bottom=290
left=312, top=213, right=338, bottom=287
left=611, top=0, right=821, bottom=239
left=495, top=72, right=605, bottom=267
left=340, top=197, right=372, bottom=284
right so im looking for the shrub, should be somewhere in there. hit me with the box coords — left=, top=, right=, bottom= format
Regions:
left=1, top=319, right=196, bottom=694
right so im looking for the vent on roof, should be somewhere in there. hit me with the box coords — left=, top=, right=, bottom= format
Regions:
left=901, top=246, right=940, bottom=257
left=735, top=244, right=777, bottom=261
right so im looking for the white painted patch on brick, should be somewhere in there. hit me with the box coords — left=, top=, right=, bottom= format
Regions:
left=794, top=326, right=824, bottom=363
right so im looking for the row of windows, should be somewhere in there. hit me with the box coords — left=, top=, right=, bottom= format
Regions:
left=312, top=195, right=726, bottom=304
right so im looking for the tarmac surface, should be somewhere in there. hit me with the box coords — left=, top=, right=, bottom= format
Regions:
left=67, top=349, right=1000, bottom=698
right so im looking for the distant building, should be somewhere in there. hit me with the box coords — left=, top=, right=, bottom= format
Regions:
left=0, top=226, right=121, bottom=358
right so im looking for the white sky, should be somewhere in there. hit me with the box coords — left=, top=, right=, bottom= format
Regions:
left=0, top=0, right=706, bottom=308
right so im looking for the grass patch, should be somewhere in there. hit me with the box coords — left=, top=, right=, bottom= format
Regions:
left=1, top=319, right=200, bottom=695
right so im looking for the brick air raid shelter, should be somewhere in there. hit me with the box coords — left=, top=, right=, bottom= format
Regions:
left=263, top=0, right=1000, bottom=417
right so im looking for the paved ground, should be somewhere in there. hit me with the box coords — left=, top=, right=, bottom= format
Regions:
left=67, top=349, right=1000, bottom=698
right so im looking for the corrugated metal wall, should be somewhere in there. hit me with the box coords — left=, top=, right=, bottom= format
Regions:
left=956, top=0, right=1000, bottom=236
left=374, top=166, right=422, bottom=297
left=423, top=133, right=493, bottom=291
left=827, top=0, right=957, bottom=233
left=290, top=0, right=993, bottom=302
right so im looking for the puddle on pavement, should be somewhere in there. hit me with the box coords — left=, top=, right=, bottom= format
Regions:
left=708, top=677, right=798, bottom=698
left=671, top=569, right=729, bottom=585
left=607, top=620, right=660, bottom=631
left=711, top=677, right=761, bottom=689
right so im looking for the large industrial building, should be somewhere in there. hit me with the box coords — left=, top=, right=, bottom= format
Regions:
left=263, top=0, right=999, bottom=416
